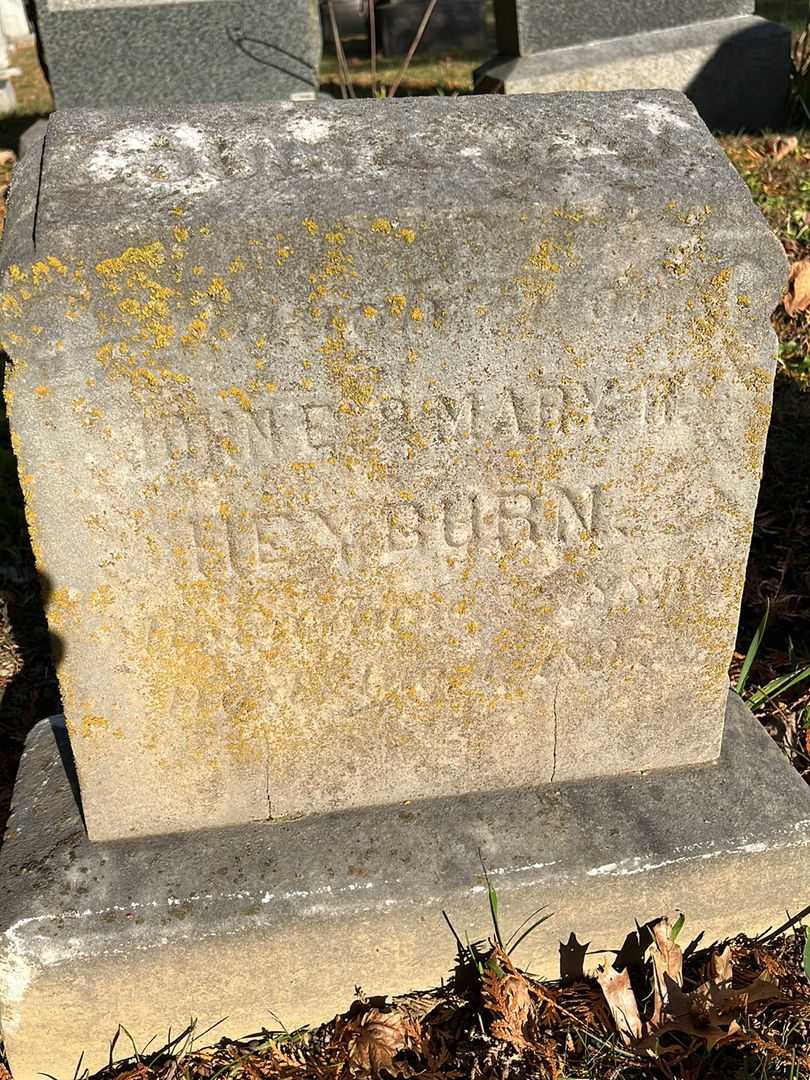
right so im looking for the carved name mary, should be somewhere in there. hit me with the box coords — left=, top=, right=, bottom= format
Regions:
left=0, top=95, right=785, bottom=840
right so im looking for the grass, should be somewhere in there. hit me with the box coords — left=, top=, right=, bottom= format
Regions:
left=320, top=51, right=483, bottom=95
left=720, top=132, right=810, bottom=786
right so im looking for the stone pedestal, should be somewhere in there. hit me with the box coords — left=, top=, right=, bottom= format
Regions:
left=2, top=695, right=809, bottom=1080
left=476, top=15, right=790, bottom=133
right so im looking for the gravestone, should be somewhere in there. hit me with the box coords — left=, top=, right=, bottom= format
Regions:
left=1, top=93, right=808, bottom=1080
left=30, top=0, right=321, bottom=107
left=477, top=3, right=790, bottom=131
left=0, top=95, right=784, bottom=843
left=377, top=0, right=488, bottom=56
left=0, top=22, right=16, bottom=112
left=0, top=0, right=31, bottom=40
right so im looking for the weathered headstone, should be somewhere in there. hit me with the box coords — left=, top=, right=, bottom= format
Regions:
left=30, top=0, right=321, bottom=107
left=0, top=93, right=784, bottom=842
left=477, top=3, right=790, bottom=132
left=1, top=93, right=808, bottom=1080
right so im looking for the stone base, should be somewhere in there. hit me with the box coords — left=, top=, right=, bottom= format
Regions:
left=2, top=693, right=809, bottom=1079
left=475, top=16, right=791, bottom=132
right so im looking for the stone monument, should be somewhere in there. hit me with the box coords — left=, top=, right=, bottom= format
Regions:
left=29, top=0, right=321, bottom=107
left=0, top=92, right=807, bottom=1080
left=476, top=2, right=791, bottom=132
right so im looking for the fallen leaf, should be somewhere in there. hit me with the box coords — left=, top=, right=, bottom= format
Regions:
left=709, top=945, right=733, bottom=988
left=596, top=963, right=643, bottom=1044
left=340, top=1006, right=413, bottom=1074
left=769, top=135, right=798, bottom=162
left=650, top=917, right=684, bottom=1026
left=483, top=945, right=534, bottom=1048
left=783, top=260, right=810, bottom=316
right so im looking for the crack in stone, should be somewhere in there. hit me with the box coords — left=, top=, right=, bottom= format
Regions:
left=263, top=730, right=273, bottom=821
left=550, top=680, right=560, bottom=783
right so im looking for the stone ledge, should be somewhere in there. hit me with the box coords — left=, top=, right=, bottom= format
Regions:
left=2, top=692, right=809, bottom=1079
left=475, top=16, right=791, bottom=132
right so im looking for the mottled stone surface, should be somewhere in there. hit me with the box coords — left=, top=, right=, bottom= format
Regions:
left=0, top=93, right=785, bottom=841
left=493, top=0, right=752, bottom=54
left=478, top=16, right=791, bottom=134
left=31, top=0, right=321, bottom=107
left=3, top=697, right=810, bottom=1080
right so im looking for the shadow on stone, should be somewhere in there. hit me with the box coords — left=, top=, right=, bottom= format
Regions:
left=225, top=27, right=318, bottom=88
left=685, top=19, right=791, bottom=132
left=0, top=355, right=62, bottom=841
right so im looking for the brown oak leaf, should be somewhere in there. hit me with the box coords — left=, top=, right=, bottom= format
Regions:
left=342, top=1007, right=412, bottom=1075
left=595, top=963, right=643, bottom=1045
left=783, top=260, right=810, bottom=316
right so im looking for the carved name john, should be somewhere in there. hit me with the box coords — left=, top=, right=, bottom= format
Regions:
left=141, top=375, right=685, bottom=468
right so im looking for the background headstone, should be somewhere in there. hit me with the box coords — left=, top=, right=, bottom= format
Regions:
left=0, top=22, right=17, bottom=112
left=30, top=0, right=322, bottom=107
left=493, top=0, right=751, bottom=54
left=0, top=93, right=785, bottom=841
left=0, top=0, right=31, bottom=40
left=377, top=0, right=488, bottom=56
left=478, top=4, right=790, bottom=132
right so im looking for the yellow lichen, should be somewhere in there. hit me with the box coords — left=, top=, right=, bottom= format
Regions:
left=218, top=386, right=253, bottom=412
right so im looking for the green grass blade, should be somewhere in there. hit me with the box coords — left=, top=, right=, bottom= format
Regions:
left=480, top=856, right=503, bottom=948
left=736, top=603, right=769, bottom=695
left=747, top=664, right=810, bottom=709
left=505, top=904, right=551, bottom=950
left=670, top=912, right=685, bottom=943
left=507, top=912, right=554, bottom=956
left=804, top=929, right=810, bottom=983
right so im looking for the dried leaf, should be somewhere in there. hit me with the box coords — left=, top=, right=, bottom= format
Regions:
left=783, top=260, right=810, bottom=316
left=709, top=945, right=733, bottom=988
left=341, top=1006, right=412, bottom=1075
left=482, top=945, right=533, bottom=1048
left=650, top=917, right=684, bottom=1026
left=769, top=135, right=798, bottom=161
left=701, top=973, right=783, bottom=1022
left=595, top=964, right=643, bottom=1044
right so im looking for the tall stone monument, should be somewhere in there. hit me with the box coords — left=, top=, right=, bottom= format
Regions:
left=0, top=92, right=807, bottom=1080
left=476, top=2, right=790, bottom=132
left=29, top=0, right=321, bottom=107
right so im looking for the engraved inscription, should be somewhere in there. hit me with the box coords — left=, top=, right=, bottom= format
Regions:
left=141, top=375, right=687, bottom=469
left=173, top=484, right=615, bottom=579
